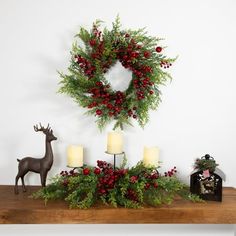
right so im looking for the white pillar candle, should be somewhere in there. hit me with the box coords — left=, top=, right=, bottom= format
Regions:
left=143, top=146, right=159, bottom=167
left=67, top=145, right=83, bottom=167
left=107, top=131, right=123, bottom=154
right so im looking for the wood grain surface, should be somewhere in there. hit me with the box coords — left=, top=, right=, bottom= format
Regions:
left=0, top=185, right=235, bottom=224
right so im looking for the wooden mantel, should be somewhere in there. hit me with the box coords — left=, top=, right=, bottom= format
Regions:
left=0, top=185, right=235, bottom=224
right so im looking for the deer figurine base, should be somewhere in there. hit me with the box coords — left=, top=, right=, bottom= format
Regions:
left=14, top=123, right=57, bottom=195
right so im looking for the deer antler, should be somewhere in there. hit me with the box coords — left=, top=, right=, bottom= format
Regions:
left=33, top=124, right=40, bottom=132
left=34, top=123, right=51, bottom=134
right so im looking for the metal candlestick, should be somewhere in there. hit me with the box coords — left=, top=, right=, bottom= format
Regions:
left=105, top=151, right=125, bottom=169
left=67, top=166, right=84, bottom=172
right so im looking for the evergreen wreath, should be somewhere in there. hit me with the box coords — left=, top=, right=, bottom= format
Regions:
left=59, top=16, right=175, bottom=130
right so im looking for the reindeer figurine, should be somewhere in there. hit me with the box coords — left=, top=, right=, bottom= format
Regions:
left=14, top=123, right=57, bottom=194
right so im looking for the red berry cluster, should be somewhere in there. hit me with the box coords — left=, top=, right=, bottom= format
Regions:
left=127, top=106, right=137, bottom=119
left=60, top=169, right=78, bottom=177
left=143, top=171, right=159, bottom=190
left=130, top=175, right=138, bottom=183
left=87, top=83, right=126, bottom=117
left=126, top=188, right=138, bottom=201
left=114, top=35, right=156, bottom=103
left=90, top=25, right=114, bottom=73
left=75, top=55, right=96, bottom=78
left=60, top=170, right=78, bottom=187
left=164, top=167, right=177, bottom=177
left=75, top=25, right=113, bottom=78
left=160, top=60, right=172, bottom=69
left=96, top=160, right=128, bottom=196
left=126, top=171, right=159, bottom=201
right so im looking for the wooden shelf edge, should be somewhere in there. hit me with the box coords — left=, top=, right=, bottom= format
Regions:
left=0, top=185, right=235, bottom=224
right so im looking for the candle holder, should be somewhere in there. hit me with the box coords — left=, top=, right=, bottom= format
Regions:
left=105, top=151, right=125, bottom=169
left=67, top=165, right=84, bottom=172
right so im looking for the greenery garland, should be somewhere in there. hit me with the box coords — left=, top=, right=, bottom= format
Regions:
left=194, top=154, right=219, bottom=172
left=59, top=16, right=175, bottom=130
left=33, top=160, right=202, bottom=209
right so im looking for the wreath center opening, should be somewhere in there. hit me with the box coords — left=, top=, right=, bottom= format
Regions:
left=104, top=61, right=132, bottom=92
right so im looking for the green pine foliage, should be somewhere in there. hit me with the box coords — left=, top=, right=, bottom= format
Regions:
left=194, top=156, right=219, bottom=172
left=58, top=16, right=175, bottom=130
left=33, top=160, right=203, bottom=209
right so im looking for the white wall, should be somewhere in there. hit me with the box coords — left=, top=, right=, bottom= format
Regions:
left=0, top=0, right=235, bottom=188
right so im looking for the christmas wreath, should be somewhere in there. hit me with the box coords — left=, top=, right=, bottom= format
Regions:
left=59, top=17, right=175, bottom=130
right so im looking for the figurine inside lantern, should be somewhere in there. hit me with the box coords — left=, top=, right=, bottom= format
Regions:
left=190, top=154, right=225, bottom=201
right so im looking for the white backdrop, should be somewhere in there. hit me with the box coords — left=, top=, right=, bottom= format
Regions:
left=0, top=0, right=235, bottom=234
left=0, top=0, right=235, bottom=187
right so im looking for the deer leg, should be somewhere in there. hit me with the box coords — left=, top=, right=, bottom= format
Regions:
left=21, top=176, right=27, bottom=192
left=15, top=174, right=20, bottom=194
left=40, top=170, right=48, bottom=187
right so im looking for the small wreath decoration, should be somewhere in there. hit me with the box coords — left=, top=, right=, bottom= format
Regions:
left=59, top=17, right=175, bottom=130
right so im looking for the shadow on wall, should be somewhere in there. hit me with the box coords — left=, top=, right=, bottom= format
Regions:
left=17, top=26, right=98, bottom=136
left=4, top=25, right=103, bottom=185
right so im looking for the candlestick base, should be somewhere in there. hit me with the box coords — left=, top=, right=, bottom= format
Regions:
left=67, top=165, right=83, bottom=172
left=105, top=151, right=125, bottom=169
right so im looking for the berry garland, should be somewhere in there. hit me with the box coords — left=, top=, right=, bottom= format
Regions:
left=33, top=160, right=202, bottom=209
left=59, top=17, right=175, bottom=130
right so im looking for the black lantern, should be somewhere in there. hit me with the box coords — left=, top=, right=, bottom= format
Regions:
left=190, top=154, right=225, bottom=202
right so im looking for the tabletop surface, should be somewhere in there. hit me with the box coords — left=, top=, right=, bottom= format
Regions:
left=0, top=185, right=235, bottom=224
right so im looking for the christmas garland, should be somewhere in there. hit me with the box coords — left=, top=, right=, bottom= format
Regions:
left=33, top=160, right=202, bottom=209
left=59, top=17, right=175, bottom=130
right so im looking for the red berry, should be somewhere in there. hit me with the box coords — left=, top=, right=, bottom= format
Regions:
left=151, top=173, right=158, bottom=179
left=130, top=51, right=139, bottom=58
left=131, top=39, right=136, bottom=44
left=125, top=33, right=130, bottom=38
left=143, top=51, right=151, bottom=58
left=133, top=114, right=137, bottom=119
left=130, top=175, right=138, bottom=183
left=83, top=168, right=90, bottom=175
left=145, top=183, right=151, bottom=190
left=99, top=189, right=106, bottom=195
left=149, top=90, right=154, bottom=95
left=156, top=46, right=162, bottom=53
left=153, top=182, right=158, bottom=188
left=96, top=109, right=103, bottom=116
left=89, top=39, right=96, bottom=47
left=94, top=168, right=101, bottom=175
left=96, top=81, right=103, bottom=87
left=91, top=53, right=97, bottom=59
left=107, top=104, right=113, bottom=109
